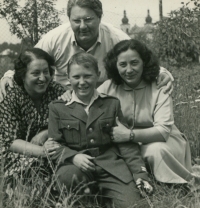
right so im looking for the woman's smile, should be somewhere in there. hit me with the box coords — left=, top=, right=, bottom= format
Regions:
left=24, top=59, right=51, bottom=98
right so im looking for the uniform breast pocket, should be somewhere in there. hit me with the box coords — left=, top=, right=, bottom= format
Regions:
left=99, top=118, right=115, bottom=144
left=59, top=119, right=80, bottom=144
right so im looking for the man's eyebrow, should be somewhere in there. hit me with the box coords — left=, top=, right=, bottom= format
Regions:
left=85, top=16, right=93, bottom=19
left=72, top=16, right=93, bottom=20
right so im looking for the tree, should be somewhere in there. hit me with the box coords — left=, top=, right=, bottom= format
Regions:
left=153, top=0, right=200, bottom=65
left=0, top=0, right=62, bottom=46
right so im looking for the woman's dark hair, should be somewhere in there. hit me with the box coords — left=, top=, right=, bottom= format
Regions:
left=67, top=52, right=99, bottom=75
left=67, top=0, right=103, bottom=18
left=104, top=39, right=160, bottom=85
left=14, top=48, right=54, bottom=86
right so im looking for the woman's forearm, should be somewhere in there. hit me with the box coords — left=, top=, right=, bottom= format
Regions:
left=112, top=120, right=166, bottom=144
left=10, top=139, right=45, bottom=157
left=133, top=128, right=165, bottom=144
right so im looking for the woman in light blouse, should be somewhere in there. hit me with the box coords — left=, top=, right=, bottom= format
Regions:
left=98, top=39, right=195, bottom=184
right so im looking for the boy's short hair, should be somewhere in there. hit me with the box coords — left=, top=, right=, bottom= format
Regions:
left=67, top=52, right=99, bottom=75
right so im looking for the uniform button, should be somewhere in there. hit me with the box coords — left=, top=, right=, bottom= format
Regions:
left=89, top=128, right=93, bottom=132
left=90, top=139, right=94, bottom=144
left=106, top=123, right=109, bottom=127
left=67, top=125, right=70, bottom=129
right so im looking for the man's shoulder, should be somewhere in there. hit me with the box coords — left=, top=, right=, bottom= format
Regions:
left=38, top=23, right=72, bottom=41
left=100, top=22, right=130, bottom=41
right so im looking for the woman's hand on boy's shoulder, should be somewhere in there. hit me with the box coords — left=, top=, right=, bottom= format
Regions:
left=58, top=89, right=72, bottom=102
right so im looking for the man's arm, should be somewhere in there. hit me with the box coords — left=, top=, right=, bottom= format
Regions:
left=157, top=67, right=174, bottom=94
left=0, top=70, right=14, bottom=102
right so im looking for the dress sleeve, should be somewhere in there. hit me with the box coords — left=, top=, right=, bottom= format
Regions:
left=153, top=87, right=174, bottom=141
left=51, top=82, right=66, bottom=98
left=0, top=87, right=21, bottom=152
left=48, top=103, right=78, bottom=164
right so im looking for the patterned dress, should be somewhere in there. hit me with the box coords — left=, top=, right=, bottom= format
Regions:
left=0, top=81, right=65, bottom=179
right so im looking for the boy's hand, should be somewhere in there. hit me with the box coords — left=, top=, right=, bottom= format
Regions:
left=136, top=178, right=153, bottom=195
left=72, top=154, right=95, bottom=172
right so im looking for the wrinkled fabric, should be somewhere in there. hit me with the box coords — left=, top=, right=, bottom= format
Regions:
left=98, top=79, right=192, bottom=183
left=0, top=81, right=65, bottom=178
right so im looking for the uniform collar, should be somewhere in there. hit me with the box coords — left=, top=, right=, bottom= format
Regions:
left=66, top=89, right=105, bottom=106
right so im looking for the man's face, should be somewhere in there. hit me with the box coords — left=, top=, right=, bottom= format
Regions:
left=69, top=6, right=101, bottom=49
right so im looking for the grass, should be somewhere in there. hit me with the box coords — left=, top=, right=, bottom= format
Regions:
left=0, top=57, right=200, bottom=207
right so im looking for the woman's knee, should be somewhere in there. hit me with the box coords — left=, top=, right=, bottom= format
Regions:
left=141, top=142, right=169, bottom=158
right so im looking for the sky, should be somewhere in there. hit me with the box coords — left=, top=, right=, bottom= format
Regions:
left=0, top=0, right=193, bottom=44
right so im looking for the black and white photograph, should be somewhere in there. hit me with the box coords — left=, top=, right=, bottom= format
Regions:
left=0, top=0, right=200, bottom=207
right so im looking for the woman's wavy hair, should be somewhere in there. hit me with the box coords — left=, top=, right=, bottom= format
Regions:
left=67, top=0, right=103, bottom=18
left=104, top=39, right=160, bottom=85
left=14, top=48, right=55, bottom=86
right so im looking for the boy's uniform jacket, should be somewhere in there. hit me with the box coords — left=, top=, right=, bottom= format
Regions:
left=48, top=94, right=149, bottom=183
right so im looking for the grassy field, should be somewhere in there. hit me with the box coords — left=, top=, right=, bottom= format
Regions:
left=0, top=57, right=200, bottom=208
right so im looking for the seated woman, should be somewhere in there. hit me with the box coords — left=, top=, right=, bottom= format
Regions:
left=98, top=39, right=195, bottom=184
left=0, top=48, right=65, bottom=188
left=48, top=52, right=152, bottom=208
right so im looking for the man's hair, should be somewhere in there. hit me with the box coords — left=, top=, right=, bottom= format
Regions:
left=67, top=0, right=103, bottom=18
left=14, top=48, right=54, bottom=86
left=68, top=52, right=99, bottom=75
left=104, top=39, right=160, bottom=85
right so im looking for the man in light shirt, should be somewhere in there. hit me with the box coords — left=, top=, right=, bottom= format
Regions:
left=0, top=0, right=173, bottom=101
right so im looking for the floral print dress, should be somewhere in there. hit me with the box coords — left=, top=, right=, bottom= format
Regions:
left=0, top=81, right=65, bottom=179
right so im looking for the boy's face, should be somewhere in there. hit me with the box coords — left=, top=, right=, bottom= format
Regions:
left=68, top=64, right=100, bottom=103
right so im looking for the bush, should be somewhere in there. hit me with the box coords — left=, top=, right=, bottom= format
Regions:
left=153, top=0, right=200, bottom=65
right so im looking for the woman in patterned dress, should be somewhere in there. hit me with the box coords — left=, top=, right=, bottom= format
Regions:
left=0, top=48, right=65, bottom=188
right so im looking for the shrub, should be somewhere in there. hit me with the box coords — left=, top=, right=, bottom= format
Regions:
left=153, top=0, right=200, bottom=65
